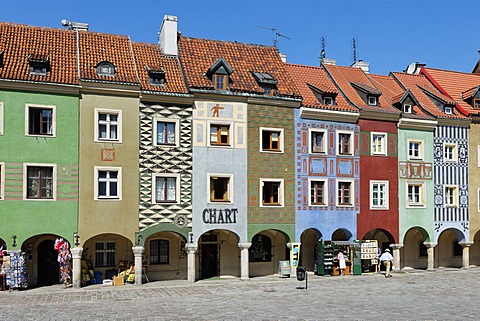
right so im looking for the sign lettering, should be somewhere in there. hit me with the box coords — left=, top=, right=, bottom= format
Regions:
left=202, top=208, right=238, bottom=224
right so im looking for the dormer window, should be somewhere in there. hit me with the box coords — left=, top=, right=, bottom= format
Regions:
left=351, top=82, right=381, bottom=107
left=146, top=65, right=166, bottom=86
left=324, top=96, right=334, bottom=106
left=474, top=98, right=480, bottom=109
left=445, top=106, right=453, bottom=114
left=28, top=54, right=49, bottom=76
left=403, top=104, right=412, bottom=113
left=368, top=96, right=378, bottom=106
left=96, top=61, right=115, bottom=76
left=252, top=72, right=278, bottom=96
left=206, top=58, right=233, bottom=92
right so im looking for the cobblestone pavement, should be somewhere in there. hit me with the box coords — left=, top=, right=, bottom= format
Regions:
left=1, top=267, right=480, bottom=320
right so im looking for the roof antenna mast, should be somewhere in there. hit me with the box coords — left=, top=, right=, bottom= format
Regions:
left=256, top=25, right=291, bottom=49
left=352, top=38, right=357, bottom=64
left=319, top=37, right=326, bottom=64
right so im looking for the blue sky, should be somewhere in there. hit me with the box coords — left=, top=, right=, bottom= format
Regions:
left=1, top=0, right=479, bottom=75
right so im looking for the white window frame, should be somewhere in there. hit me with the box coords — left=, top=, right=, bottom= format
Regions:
left=323, top=96, right=334, bottom=106
left=444, top=185, right=458, bottom=208
left=444, top=106, right=453, bottom=114
left=368, top=96, right=377, bottom=106
left=94, top=109, right=122, bottom=143
left=403, top=104, right=412, bottom=113
left=309, top=128, right=327, bottom=154
left=370, top=180, right=389, bottom=210
left=23, top=163, right=57, bottom=201
left=24, top=103, right=56, bottom=137
left=94, top=166, right=122, bottom=201
left=308, top=178, right=328, bottom=206
left=407, top=139, right=424, bottom=161
left=207, top=173, right=233, bottom=203
left=260, top=127, right=284, bottom=153
left=260, top=178, right=284, bottom=207
left=151, top=173, right=180, bottom=204
left=443, top=143, right=458, bottom=163
left=336, top=179, right=354, bottom=207
left=371, top=132, right=387, bottom=155
left=0, top=102, right=4, bottom=135
left=208, top=122, right=232, bottom=147
left=0, top=162, right=4, bottom=200
left=406, top=181, right=426, bottom=208
left=337, top=130, right=354, bottom=156
left=153, top=117, right=180, bottom=147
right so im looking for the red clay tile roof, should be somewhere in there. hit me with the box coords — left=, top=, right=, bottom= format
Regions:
left=369, top=73, right=435, bottom=121
left=131, top=42, right=188, bottom=94
left=178, top=36, right=299, bottom=98
left=285, top=63, right=357, bottom=112
left=422, top=67, right=480, bottom=116
left=77, top=31, right=139, bottom=85
left=323, top=64, right=400, bottom=115
left=0, top=22, right=78, bottom=85
left=392, top=72, right=468, bottom=120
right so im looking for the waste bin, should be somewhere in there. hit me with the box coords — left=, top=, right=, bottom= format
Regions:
left=92, top=271, right=102, bottom=284
left=296, top=267, right=306, bottom=281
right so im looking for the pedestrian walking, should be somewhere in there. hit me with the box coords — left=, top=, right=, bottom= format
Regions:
left=337, top=251, right=346, bottom=276
left=379, top=248, right=394, bottom=278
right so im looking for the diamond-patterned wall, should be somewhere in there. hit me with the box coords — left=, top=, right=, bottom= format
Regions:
left=139, top=103, right=193, bottom=230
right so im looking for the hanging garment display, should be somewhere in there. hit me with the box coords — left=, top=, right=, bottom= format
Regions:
left=54, top=238, right=72, bottom=287
left=5, top=252, right=28, bottom=290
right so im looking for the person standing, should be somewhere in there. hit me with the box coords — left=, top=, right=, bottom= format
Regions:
left=379, top=248, right=394, bottom=278
left=337, top=251, right=346, bottom=276
left=375, top=247, right=382, bottom=273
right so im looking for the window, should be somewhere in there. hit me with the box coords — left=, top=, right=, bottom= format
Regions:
left=261, top=127, right=283, bottom=152
left=96, top=61, right=115, bottom=76
left=209, top=174, right=232, bottom=203
left=95, top=241, right=115, bottom=267
left=249, top=234, right=272, bottom=262
left=419, top=242, right=428, bottom=258
left=445, top=106, right=453, bottom=114
left=150, top=239, right=169, bottom=264
left=368, top=96, right=377, bottom=106
left=337, top=131, right=353, bottom=155
left=0, top=102, right=3, bottom=135
left=337, top=180, right=353, bottom=206
left=444, top=185, right=458, bottom=207
left=154, top=118, right=179, bottom=146
left=95, top=167, right=121, bottom=200
left=310, top=129, right=326, bottom=154
left=25, top=165, right=55, bottom=200
left=263, top=86, right=275, bottom=96
left=371, top=132, right=386, bottom=155
left=261, top=178, right=283, bottom=206
left=407, top=140, right=423, bottom=160
left=26, top=104, right=55, bottom=136
left=96, top=109, right=121, bottom=142
left=403, top=104, right=412, bottom=113
left=452, top=240, right=462, bottom=257
left=370, top=181, right=388, bottom=209
left=309, top=179, right=327, bottom=206
left=407, top=181, right=425, bottom=207
left=210, top=124, right=230, bottom=146
left=153, top=175, right=179, bottom=203
left=323, top=96, right=334, bottom=105
left=148, top=69, right=165, bottom=86
left=214, top=74, right=227, bottom=90
left=444, top=143, right=457, bottom=162
left=28, top=54, right=49, bottom=76
left=474, top=99, right=480, bottom=109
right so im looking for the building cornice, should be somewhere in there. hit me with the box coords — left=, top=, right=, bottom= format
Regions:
left=300, top=107, right=359, bottom=123
left=0, top=79, right=79, bottom=95
left=79, top=80, right=140, bottom=97
left=359, top=109, right=400, bottom=122
left=397, top=117, right=437, bottom=131
left=437, top=117, right=471, bottom=128
left=140, top=91, right=194, bottom=105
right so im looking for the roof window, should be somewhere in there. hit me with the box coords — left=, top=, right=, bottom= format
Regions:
left=146, top=65, right=166, bottom=86
left=403, top=104, right=412, bottom=113
left=96, top=61, right=115, bottom=76
left=28, top=53, right=49, bottom=76
left=252, top=72, right=278, bottom=96
left=206, top=58, right=232, bottom=91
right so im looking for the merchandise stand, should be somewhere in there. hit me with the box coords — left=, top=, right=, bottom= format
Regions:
left=5, top=252, right=28, bottom=290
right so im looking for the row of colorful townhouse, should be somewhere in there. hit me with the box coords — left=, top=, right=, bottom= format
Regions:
left=1, top=15, right=480, bottom=288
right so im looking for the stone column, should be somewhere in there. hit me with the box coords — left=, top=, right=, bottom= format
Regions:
left=238, top=243, right=252, bottom=280
left=390, top=244, right=403, bottom=272
left=132, top=246, right=144, bottom=286
left=460, top=242, right=473, bottom=269
left=71, top=247, right=83, bottom=289
left=424, top=242, right=437, bottom=271
left=186, top=244, right=198, bottom=283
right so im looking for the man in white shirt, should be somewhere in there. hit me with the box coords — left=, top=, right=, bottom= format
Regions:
left=379, top=248, right=394, bottom=278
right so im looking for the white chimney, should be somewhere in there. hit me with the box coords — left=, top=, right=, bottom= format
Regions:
left=159, top=15, right=178, bottom=56
left=351, top=60, right=370, bottom=74
left=279, top=53, right=287, bottom=63
left=321, top=58, right=337, bottom=66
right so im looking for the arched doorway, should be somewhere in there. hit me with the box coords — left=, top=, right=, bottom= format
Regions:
left=198, top=230, right=240, bottom=279
left=37, top=239, right=59, bottom=286
left=435, top=229, right=465, bottom=268
left=248, top=229, right=289, bottom=277
left=299, top=228, right=321, bottom=271
left=471, top=230, right=480, bottom=266
left=402, top=227, right=429, bottom=270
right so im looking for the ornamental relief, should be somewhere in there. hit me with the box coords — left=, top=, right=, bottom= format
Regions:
left=399, top=162, right=432, bottom=179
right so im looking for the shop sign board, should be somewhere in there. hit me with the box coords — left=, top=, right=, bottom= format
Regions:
left=360, top=240, right=378, bottom=259
left=202, top=208, right=238, bottom=224
left=290, top=243, right=300, bottom=268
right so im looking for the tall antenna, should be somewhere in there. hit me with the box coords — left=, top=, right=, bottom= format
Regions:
left=256, top=25, right=291, bottom=49
left=352, top=38, right=357, bottom=64
left=320, top=37, right=326, bottom=59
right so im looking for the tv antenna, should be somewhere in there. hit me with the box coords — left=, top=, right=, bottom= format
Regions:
left=320, top=37, right=326, bottom=59
left=353, top=38, right=357, bottom=64
left=256, top=25, right=291, bottom=49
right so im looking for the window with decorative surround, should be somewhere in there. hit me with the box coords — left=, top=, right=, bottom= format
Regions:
left=95, top=109, right=122, bottom=143
left=95, top=166, right=122, bottom=200
left=370, top=181, right=388, bottom=209
left=24, top=164, right=56, bottom=200
left=261, top=178, right=283, bottom=207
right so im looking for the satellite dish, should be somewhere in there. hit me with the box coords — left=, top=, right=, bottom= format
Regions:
left=61, top=19, right=70, bottom=27
left=406, top=63, right=417, bottom=74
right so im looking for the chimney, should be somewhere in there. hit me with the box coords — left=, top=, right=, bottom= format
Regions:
left=321, top=58, right=336, bottom=66
left=159, top=15, right=178, bottom=56
left=405, top=62, right=426, bottom=75
left=351, top=60, right=369, bottom=74
left=279, top=53, right=287, bottom=63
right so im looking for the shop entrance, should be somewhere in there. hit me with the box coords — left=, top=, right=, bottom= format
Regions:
left=37, top=239, right=59, bottom=286
left=201, top=244, right=218, bottom=279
